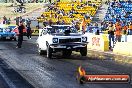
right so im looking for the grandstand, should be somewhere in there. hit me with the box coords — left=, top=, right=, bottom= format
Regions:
left=104, top=0, right=132, bottom=24
left=37, top=0, right=102, bottom=25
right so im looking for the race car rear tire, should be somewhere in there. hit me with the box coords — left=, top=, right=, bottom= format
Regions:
left=10, top=37, right=16, bottom=41
left=14, top=38, right=17, bottom=41
left=10, top=37, right=13, bottom=41
left=80, top=46, right=87, bottom=56
left=62, top=50, right=72, bottom=57
left=47, top=45, right=52, bottom=59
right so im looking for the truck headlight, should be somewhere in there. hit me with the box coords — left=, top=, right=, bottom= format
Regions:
left=82, top=37, right=87, bottom=42
left=53, top=38, right=58, bottom=43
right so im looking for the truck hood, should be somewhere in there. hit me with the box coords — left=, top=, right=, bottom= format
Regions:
left=51, top=33, right=82, bottom=36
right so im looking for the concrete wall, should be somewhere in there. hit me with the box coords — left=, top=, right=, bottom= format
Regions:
left=113, top=42, right=132, bottom=56
left=84, top=33, right=109, bottom=51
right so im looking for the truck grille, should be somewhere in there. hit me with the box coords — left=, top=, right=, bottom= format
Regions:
left=59, top=38, right=81, bottom=43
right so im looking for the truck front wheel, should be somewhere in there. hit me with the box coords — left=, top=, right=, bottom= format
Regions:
left=47, top=45, right=52, bottom=59
left=38, top=48, right=46, bottom=55
left=80, top=45, right=87, bottom=56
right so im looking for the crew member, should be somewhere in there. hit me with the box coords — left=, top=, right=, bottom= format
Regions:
left=26, top=18, right=31, bottom=39
left=128, top=22, right=132, bottom=35
left=108, top=22, right=115, bottom=49
left=16, top=21, right=24, bottom=48
left=115, top=21, right=122, bottom=42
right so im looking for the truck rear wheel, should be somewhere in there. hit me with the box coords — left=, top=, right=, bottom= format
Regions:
left=80, top=45, right=87, bottom=56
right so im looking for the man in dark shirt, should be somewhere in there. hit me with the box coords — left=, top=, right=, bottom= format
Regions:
left=15, top=17, right=19, bottom=26
left=108, top=22, right=115, bottom=49
left=16, top=21, right=24, bottom=48
left=26, top=18, right=32, bottom=39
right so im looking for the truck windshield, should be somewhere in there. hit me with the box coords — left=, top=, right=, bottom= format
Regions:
left=47, top=26, right=77, bottom=34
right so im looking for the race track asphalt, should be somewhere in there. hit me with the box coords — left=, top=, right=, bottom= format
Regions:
left=0, top=36, right=132, bottom=88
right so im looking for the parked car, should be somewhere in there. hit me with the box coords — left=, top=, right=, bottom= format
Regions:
left=0, top=24, right=16, bottom=40
left=36, top=25, right=88, bottom=58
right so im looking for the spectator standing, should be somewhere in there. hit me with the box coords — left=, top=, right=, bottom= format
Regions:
left=3, top=16, right=7, bottom=24
left=123, top=25, right=128, bottom=35
left=48, top=19, right=52, bottom=26
left=26, top=18, right=32, bottom=39
left=56, top=20, right=60, bottom=25
left=128, top=22, right=132, bottom=35
left=55, top=14, right=57, bottom=18
left=108, top=22, right=115, bottom=49
left=19, top=16, right=23, bottom=22
left=122, top=24, right=128, bottom=42
left=84, top=13, right=90, bottom=20
left=95, top=22, right=100, bottom=35
left=62, top=20, right=65, bottom=25
left=7, top=18, right=11, bottom=25
left=80, top=18, right=86, bottom=33
left=75, top=22, right=80, bottom=31
left=115, top=21, right=122, bottom=42
left=101, top=22, right=105, bottom=31
left=15, top=17, right=19, bottom=26
left=16, top=21, right=25, bottom=48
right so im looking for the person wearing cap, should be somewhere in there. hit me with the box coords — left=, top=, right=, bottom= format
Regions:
left=16, top=21, right=25, bottom=48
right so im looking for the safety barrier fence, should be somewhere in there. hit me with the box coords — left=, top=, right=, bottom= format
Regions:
left=84, top=33, right=132, bottom=56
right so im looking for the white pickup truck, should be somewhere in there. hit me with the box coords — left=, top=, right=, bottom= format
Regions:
left=36, top=25, right=88, bottom=58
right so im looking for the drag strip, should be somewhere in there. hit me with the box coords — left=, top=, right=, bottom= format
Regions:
left=0, top=57, right=34, bottom=88
left=0, top=37, right=132, bottom=88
